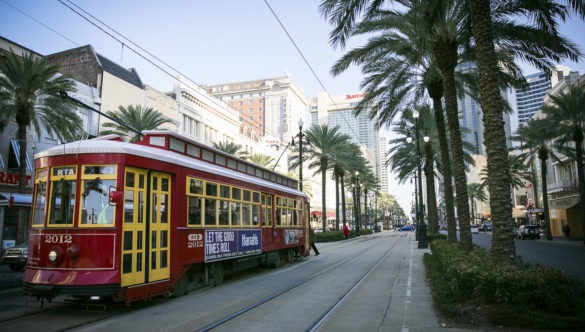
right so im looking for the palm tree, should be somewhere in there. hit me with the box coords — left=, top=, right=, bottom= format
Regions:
left=419, top=105, right=441, bottom=234
left=541, top=80, right=585, bottom=244
left=212, top=141, right=248, bottom=159
left=511, top=118, right=560, bottom=241
left=468, top=0, right=583, bottom=260
left=329, top=7, right=463, bottom=243
left=331, top=142, right=363, bottom=230
left=99, top=104, right=173, bottom=142
left=298, top=124, right=352, bottom=232
left=247, top=153, right=275, bottom=169
left=0, top=51, right=83, bottom=192
left=358, top=166, right=378, bottom=229
left=322, top=0, right=583, bottom=259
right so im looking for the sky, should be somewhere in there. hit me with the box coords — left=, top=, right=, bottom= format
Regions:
left=1, top=0, right=585, bottom=215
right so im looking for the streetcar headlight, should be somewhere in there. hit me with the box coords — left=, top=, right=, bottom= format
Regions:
left=49, top=250, right=58, bottom=262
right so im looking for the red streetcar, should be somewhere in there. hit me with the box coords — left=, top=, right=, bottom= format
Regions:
left=23, top=130, right=310, bottom=305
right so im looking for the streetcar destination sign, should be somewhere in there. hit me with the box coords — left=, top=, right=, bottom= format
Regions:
left=204, top=229, right=262, bottom=262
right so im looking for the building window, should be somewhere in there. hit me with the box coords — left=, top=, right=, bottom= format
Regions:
left=258, top=107, right=262, bottom=112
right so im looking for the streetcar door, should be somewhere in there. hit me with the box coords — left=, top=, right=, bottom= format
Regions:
left=147, top=171, right=171, bottom=282
left=121, top=169, right=171, bottom=287
left=121, top=168, right=148, bottom=287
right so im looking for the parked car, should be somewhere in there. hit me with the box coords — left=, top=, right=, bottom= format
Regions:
left=481, top=223, right=492, bottom=232
left=398, top=225, right=415, bottom=232
left=517, top=225, right=540, bottom=240
left=1, top=242, right=28, bottom=271
left=471, top=225, right=479, bottom=234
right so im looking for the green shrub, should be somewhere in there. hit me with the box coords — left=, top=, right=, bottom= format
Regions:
left=427, top=239, right=585, bottom=330
left=426, top=232, right=447, bottom=243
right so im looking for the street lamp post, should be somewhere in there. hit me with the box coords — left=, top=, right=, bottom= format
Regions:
left=407, top=110, right=428, bottom=249
left=412, top=173, right=419, bottom=238
left=297, top=119, right=304, bottom=191
left=290, top=118, right=307, bottom=192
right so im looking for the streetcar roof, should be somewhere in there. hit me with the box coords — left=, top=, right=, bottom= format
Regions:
left=35, top=137, right=307, bottom=199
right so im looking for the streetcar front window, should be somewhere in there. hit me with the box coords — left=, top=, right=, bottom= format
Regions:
left=49, top=179, right=76, bottom=225
left=81, top=178, right=115, bottom=224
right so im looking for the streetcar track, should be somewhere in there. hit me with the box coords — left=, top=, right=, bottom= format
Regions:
left=305, top=236, right=403, bottom=332
left=197, top=233, right=406, bottom=332
left=1, top=233, right=407, bottom=331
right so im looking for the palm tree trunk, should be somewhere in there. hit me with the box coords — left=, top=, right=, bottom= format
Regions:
left=574, top=138, right=585, bottom=244
left=540, top=157, right=553, bottom=240
left=335, top=175, right=340, bottom=231
left=341, top=174, right=347, bottom=228
left=17, top=125, right=28, bottom=193
left=469, top=0, right=516, bottom=261
left=470, top=195, right=475, bottom=225
left=435, top=47, right=472, bottom=251
left=364, top=188, right=369, bottom=229
left=424, top=141, right=439, bottom=233
left=429, top=84, right=457, bottom=242
left=321, top=168, right=327, bottom=232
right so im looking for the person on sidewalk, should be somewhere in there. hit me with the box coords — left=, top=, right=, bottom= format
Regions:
left=310, top=227, right=320, bottom=256
left=343, top=224, right=349, bottom=239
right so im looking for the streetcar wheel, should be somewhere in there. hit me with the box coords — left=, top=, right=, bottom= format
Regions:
left=212, top=262, right=224, bottom=286
left=173, top=275, right=189, bottom=297
left=270, top=255, right=281, bottom=268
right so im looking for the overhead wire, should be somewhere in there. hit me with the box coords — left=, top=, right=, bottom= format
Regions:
left=5, top=0, right=374, bottom=158
left=263, top=0, right=377, bottom=165
left=56, top=0, right=266, bottom=135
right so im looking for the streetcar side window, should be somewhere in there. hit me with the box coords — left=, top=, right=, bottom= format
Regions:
left=262, top=194, right=272, bottom=227
left=230, top=201, right=241, bottom=226
left=218, top=200, right=230, bottom=226
left=188, top=196, right=202, bottom=225
left=32, top=168, right=48, bottom=226
left=241, top=202, right=252, bottom=227
left=204, top=198, right=217, bottom=226
left=252, top=204, right=260, bottom=226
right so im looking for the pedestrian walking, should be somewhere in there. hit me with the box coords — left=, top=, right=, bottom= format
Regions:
left=310, top=227, right=320, bottom=256
left=343, top=224, right=349, bottom=239
left=566, top=224, right=571, bottom=239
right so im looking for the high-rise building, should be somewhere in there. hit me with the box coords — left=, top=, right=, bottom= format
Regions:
left=378, top=137, right=390, bottom=193
left=309, top=91, right=380, bottom=185
left=203, top=73, right=308, bottom=146
left=456, top=62, right=514, bottom=155
left=515, top=65, right=574, bottom=127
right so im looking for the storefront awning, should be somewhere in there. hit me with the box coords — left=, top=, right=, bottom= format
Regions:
left=0, top=192, right=32, bottom=207
left=549, top=196, right=580, bottom=210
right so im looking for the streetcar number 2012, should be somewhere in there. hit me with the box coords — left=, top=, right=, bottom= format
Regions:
left=44, top=235, right=73, bottom=244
